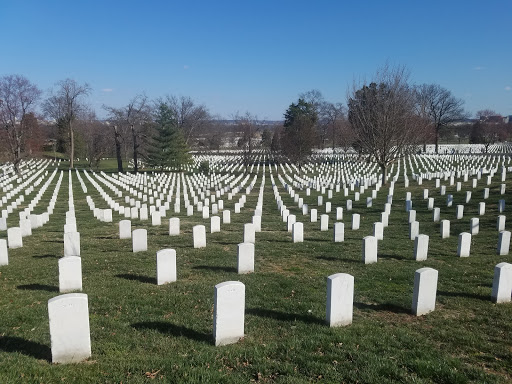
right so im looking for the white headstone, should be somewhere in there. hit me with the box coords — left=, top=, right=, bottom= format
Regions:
left=223, top=210, right=231, bottom=224
left=412, top=267, right=438, bottom=316
left=48, top=293, right=91, bottom=364
left=326, top=273, right=354, bottom=327
left=362, top=236, right=377, bottom=264
left=64, top=232, right=80, bottom=257
left=470, top=218, right=479, bottom=235
left=211, top=216, right=221, bottom=233
left=244, top=223, right=256, bottom=244
left=214, top=281, right=245, bottom=346
left=373, top=222, right=383, bottom=240
left=457, top=232, right=471, bottom=257
left=193, top=225, right=206, bottom=248
left=59, top=256, right=82, bottom=292
left=310, top=209, right=318, bottom=223
left=156, top=249, right=177, bottom=285
left=237, top=243, right=255, bottom=274
left=169, top=217, right=180, bottom=236
left=352, top=214, right=360, bottom=230
left=7, top=227, right=22, bottom=248
left=320, top=214, right=329, bottom=231
left=491, top=262, right=512, bottom=303
left=334, top=222, right=344, bottom=242
left=292, top=222, right=304, bottom=243
left=409, top=221, right=419, bottom=240
left=441, top=220, right=450, bottom=239
left=497, top=231, right=511, bottom=256
left=497, top=215, right=506, bottom=232
left=132, top=229, right=148, bottom=252
left=0, top=239, right=8, bottom=266
left=414, top=234, right=429, bottom=261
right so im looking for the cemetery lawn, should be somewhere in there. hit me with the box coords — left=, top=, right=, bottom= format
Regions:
left=1, top=166, right=512, bottom=383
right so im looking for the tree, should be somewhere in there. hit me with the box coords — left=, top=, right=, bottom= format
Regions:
left=147, top=101, right=191, bottom=171
left=162, top=95, right=210, bottom=145
left=322, top=102, right=346, bottom=150
left=261, top=128, right=273, bottom=151
left=104, top=95, right=152, bottom=173
left=282, top=98, right=317, bottom=169
left=76, top=109, right=112, bottom=169
left=43, top=79, right=90, bottom=168
left=348, top=65, right=421, bottom=184
left=234, top=112, right=260, bottom=172
left=0, top=74, right=42, bottom=173
left=415, top=83, right=466, bottom=153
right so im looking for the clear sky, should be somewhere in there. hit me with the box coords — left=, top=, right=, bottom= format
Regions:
left=1, top=0, right=511, bottom=120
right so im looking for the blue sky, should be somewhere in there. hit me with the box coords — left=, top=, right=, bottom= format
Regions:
left=1, top=0, right=511, bottom=120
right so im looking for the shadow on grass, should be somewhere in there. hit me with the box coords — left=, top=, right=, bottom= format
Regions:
left=17, top=284, right=59, bottom=292
left=33, top=254, right=59, bottom=259
left=377, top=253, right=409, bottom=261
left=193, top=265, right=237, bottom=273
left=437, top=290, right=489, bottom=301
left=354, top=302, right=410, bottom=314
left=131, top=322, right=210, bottom=344
left=246, top=308, right=324, bottom=325
left=316, top=256, right=360, bottom=263
left=0, top=336, right=51, bottom=361
left=116, top=273, right=156, bottom=285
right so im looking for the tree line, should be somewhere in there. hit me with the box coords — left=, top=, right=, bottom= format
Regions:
left=0, top=67, right=509, bottom=176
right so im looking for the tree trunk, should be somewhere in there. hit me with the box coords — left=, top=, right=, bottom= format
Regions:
left=435, top=126, right=439, bottom=154
left=131, top=125, right=138, bottom=174
left=69, top=121, right=74, bottom=169
left=381, top=163, right=387, bottom=185
left=114, top=126, right=124, bottom=172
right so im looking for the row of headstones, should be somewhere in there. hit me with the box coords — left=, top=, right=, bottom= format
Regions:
left=46, top=262, right=512, bottom=363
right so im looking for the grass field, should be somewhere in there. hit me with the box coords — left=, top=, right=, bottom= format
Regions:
left=0, top=159, right=511, bottom=383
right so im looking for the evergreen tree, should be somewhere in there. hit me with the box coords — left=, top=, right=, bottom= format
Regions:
left=148, top=102, right=192, bottom=171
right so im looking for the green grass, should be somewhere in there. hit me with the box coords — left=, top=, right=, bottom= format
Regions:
left=0, top=161, right=511, bottom=383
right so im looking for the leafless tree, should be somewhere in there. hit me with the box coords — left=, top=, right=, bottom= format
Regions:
left=415, top=83, right=466, bottom=153
left=233, top=112, right=260, bottom=171
left=75, top=108, right=112, bottom=169
left=104, top=95, right=152, bottom=173
left=42, top=79, right=91, bottom=168
left=162, top=95, right=209, bottom=145
left=348, top=64, right=423, bottom=183
left=0, top=74, right=42, bottom=172
left=322, top=102, right=346, bottom=150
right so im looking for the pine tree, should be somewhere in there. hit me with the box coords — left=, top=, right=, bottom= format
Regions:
left=148, top=102, right=192, bottom=171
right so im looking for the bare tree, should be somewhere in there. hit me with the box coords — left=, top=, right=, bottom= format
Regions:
left=348, top=65, right=422, bottom=183
left=104, top=95, right=152, bottom=173
left=42, top=79, right=90, bottom=168
left=163, top=95, right=209, bottom=145
left=234, top=112, right=260, bottom=172
left=76, top=108, right=112, bottom=169
left=322, top=102, right=346, bottom=150
left=0, top=74, right=42, bottom=173
left=415, top=83, right=466, bottom=153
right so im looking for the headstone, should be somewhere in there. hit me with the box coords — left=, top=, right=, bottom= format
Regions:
left=491, top=262, right=512, bottom=303
left=7, top=227, right=22, bottom=248
left=59, top=256, right=82, bottom=292
left=151, top=211, right=161, bottom=226
left=169, top=218, right=180, bottom=236
left=457, top=232, right=471, bottom=257
left=456, top=205, right=464, bottom=219
left=497, top=215, right=506, bottom=231
left=213, top=281, right=245, bottom=346
left=287, top=214, right=296, bottom=232
left=478, top=202, right=485, bottom=216
left=132, top=229, right=148, bottom=252
left=252, top=215, right=262, bottom=232
left=48, top=293, right=91, bottom=363
left=193, top=225, right=206, bottom=248
left=156, top=249, right=177, bottom=285
left=64, top=232, right=80, bottom=257
left=433, top=207, right=440, bottom=222
left=362, top=236, right=377, bottom=264
left=412, top=268, right=438, bottom=316
left=237, top=243, right=255, bottom=274
left=465, top=191, right=472, bottom=203
left=381, top=212, right=389, bottom=227
left=292, top=222, right=304, bottom=243
left=470, top=218, right=479, bottom=235
left=223, top=210, right=231, bottom=224
left=0, top=239, right=8, bottom=266
left=414, top=234, right=429, bottom=261
left=441, top=220, right=450, bottom=239
left=326, top=273, right=354, bottom=327
left=211, top=216, right=221, bottom=233
left=408, top=210, right=416, bottom=223
left=409, top=221, right=419, bottom=240
left=334, top=222, right=344, bottom=242
left=336, top=207, right=343, bottom=221
left=320, top=214, right=329, bottom=231
left=373, top=222, right=383, bottom=240
left=497, top=231, right=511, bottom=256
left=352, top=214, right=360, bottom=230
left=244, top=223, right=256, bottom=244
left=310, top=209, right=318, bottom=223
